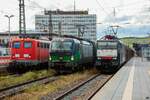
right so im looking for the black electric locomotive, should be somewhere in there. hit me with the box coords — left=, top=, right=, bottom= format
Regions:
left=95, top=35, right=134, bottom=73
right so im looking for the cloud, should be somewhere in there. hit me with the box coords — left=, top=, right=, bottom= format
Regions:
left=97, top=0, right=150, bottom=38
left=0, top=0, right=150, bottom=38
left=97, top=23, right=150, bottom=38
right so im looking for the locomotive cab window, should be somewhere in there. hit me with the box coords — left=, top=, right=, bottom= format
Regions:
left=63, top=41, right=73, bottom=51
left=47, top=44, right=49, bottom=48
left=97, top=41, right=117, bottom=49
left=24, top=42, right=32, bottom=48
left=44, top=43, right=47, bottom=48
left=13, top=42, right=21, bottom=48
left=51, top=41, right=73, bottom=51
left=0, top=48, right=10, bottom=56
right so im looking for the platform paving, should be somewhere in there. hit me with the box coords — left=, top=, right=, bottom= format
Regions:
left=92, top=57, right=150, bottom=100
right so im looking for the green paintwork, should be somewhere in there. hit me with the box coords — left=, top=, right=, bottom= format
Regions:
left=74, top=51, right=80, bottom=62
left=49, top=51, right=81, bottom=63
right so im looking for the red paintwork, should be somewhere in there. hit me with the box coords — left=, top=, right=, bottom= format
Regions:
left=0, top=56, right=10, bottom=59
left=0, top=56, right=11, bottom=64
left=100, top=56, right=112, bottom=60
left=103, top=35, right=117, bottom=40
left=11, top=38, right=50, bottom=65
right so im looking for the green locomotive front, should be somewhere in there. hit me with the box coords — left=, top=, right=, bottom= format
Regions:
left=49, top=37, right=95, bottom=73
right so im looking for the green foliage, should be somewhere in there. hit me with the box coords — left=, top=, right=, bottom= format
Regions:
left=120, top=37, right=150, bottom=48
left=24, top=68, right=98, bottom=94
left=0, top=69, right=55, bottom=90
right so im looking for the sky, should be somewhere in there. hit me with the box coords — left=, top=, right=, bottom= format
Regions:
left=0, top=0, right=150, bottom=38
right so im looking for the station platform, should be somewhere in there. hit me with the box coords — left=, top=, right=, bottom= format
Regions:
left=92, top=57, right=150, bottom=100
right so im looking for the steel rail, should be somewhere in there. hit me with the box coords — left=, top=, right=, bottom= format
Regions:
left=87, top=75, right=114, bottom=100
left=0, top=75, right=58, bottom=99
left=54, top=74, right=100, bottom=100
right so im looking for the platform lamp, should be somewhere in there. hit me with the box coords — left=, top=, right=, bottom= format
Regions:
left=4, top=14, right=14, bottom=45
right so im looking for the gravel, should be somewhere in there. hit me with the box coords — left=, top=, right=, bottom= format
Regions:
left=62, top=75, right=111, bottom=100
left=41, top=74, right=112, bottom=100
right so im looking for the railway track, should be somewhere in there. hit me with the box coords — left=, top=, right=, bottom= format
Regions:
left=0, top=75, right=59, bottom=99
left=53, top=74, right=113, bottom=100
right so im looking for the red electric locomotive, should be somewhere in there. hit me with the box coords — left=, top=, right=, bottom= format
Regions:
left=10, top=38, right=50, bottom=70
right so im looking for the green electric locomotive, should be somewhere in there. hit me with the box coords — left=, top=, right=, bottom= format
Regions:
left=49, top=36, right=96, bottom=73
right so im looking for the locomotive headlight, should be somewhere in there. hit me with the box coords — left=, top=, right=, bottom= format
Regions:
left=15, top=54, right=20, bottom=57
left=24, top=54, right=30, bottom=58
left=113, top=57, right=117, bottom=59
left=71, top=56, right=74, bottom=61
left=49, top=57, right=52, bottom=61
left=97, top=57, right=101, bottom=60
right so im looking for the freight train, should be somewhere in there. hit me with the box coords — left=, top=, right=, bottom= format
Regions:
left=95, top=38, right=134, bottom=73
left=10, top=38, right=51, bottom=71
left=49, top=36, right=96, bottom=73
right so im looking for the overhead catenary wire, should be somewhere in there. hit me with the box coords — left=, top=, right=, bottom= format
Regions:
left=94, top=0, right=150, bottom=19
left=95, top=0, right=110, bottom=17
left=27, top=0, right=45, bottom=9
left=115, top=0, right=150, bottom=8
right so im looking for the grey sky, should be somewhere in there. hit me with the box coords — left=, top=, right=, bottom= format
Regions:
left=0, top=0, right=150, bottom=37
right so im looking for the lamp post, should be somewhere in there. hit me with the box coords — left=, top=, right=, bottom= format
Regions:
left=4, top=15, right=14, bottom=43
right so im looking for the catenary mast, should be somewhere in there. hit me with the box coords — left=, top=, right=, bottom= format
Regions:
left=19, top=0, right=26, bottom=35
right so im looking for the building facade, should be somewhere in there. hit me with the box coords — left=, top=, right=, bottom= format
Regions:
left=35, top=10, right=96, bottom=41
left=0, top=32, right=58, bottom=47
